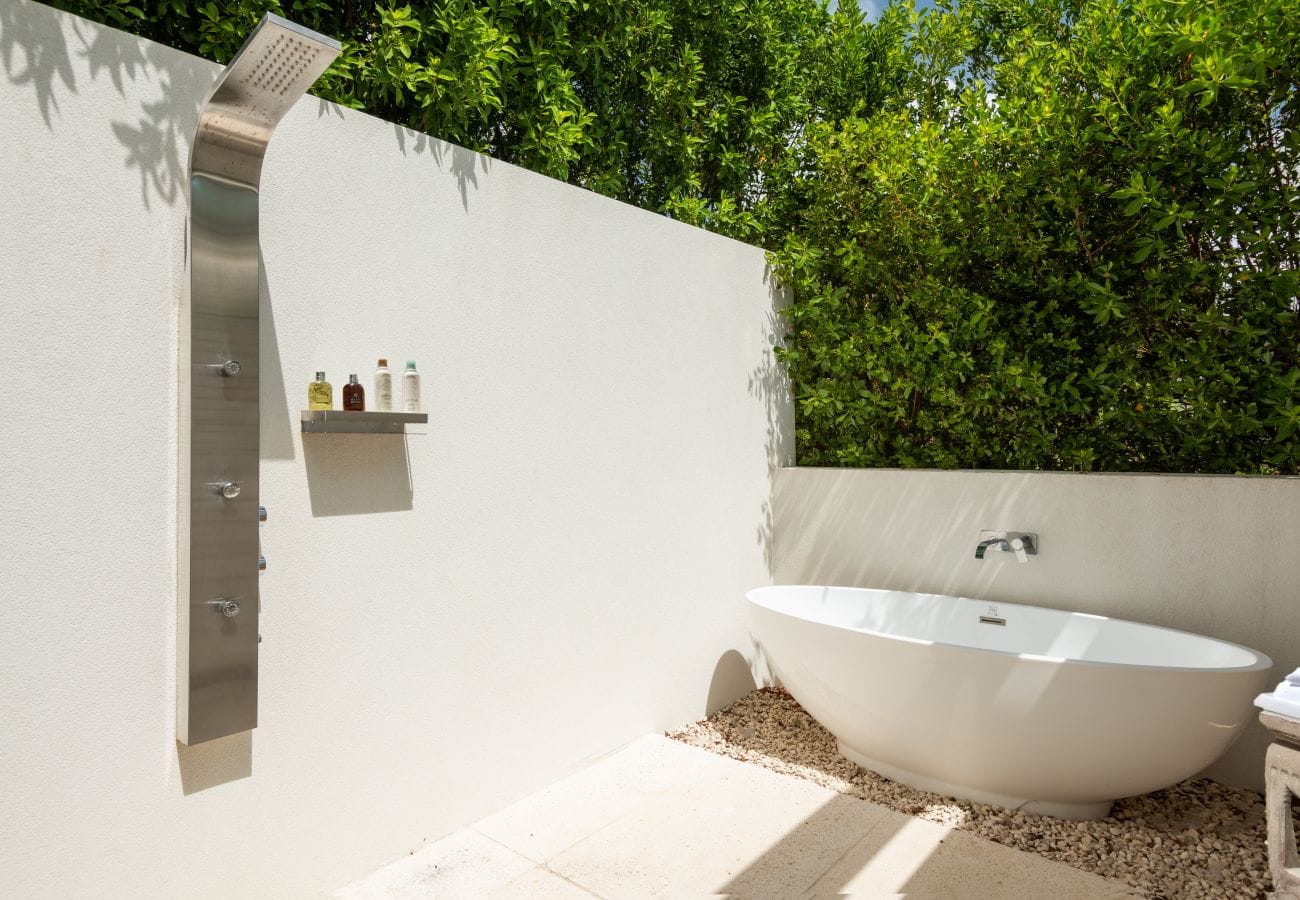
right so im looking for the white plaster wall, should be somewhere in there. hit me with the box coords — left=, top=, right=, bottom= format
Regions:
left=0, top=3, right=791, bottom=896
left=772, top=467, right=1300, bottom=790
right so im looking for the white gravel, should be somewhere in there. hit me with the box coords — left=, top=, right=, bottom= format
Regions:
left=668, top=687, right=1287, bottom=899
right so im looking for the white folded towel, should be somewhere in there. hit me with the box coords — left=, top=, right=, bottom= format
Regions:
left=1256, top=668, right=1300, bottom=721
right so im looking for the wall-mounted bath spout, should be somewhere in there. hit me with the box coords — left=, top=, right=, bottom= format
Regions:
left=975, top=531, right=1038, bottom=562
left=179, top=14, right=340, bottom=747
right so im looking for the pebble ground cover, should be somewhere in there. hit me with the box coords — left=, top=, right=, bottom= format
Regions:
left=669, top=688, right=1290, bottom=899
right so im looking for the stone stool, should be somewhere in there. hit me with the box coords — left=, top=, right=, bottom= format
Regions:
left=1262, top=711, right=1300, bottom=899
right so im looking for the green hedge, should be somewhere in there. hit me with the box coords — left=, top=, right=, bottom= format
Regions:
left=774, top=0, right=1300, bottom=473
left=53, top=0, right=1299, bottom=472
left=47, top=0, right=894, bottom=244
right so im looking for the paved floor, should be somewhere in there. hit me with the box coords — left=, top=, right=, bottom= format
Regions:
left=336, top=735, right=1140, bottom=898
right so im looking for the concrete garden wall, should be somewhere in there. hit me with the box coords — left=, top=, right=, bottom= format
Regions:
left=0, top=2, right=791, bottom=896
left=772, top=467, right=1300, bottom=790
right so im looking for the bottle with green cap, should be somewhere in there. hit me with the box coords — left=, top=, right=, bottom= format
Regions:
left=402, top=360, right=420, bottom=412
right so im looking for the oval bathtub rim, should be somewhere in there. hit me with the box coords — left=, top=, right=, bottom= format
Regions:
left=746, top=584, right=1274, bottom=676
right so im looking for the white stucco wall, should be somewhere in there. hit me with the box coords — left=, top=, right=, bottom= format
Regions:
left=772, top=467, right=1299, bottom=789
left=0, top=3, right=791, bottom=896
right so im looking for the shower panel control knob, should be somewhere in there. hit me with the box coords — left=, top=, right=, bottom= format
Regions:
left=221, top=359, right=242, bottom=377
left=219, top=481, right=241, bottom=500
left=258, top=555, right=266, bottom=572
left=210, top=599, right=241, bottom=618
left=258, top=506, right=267, bottom=523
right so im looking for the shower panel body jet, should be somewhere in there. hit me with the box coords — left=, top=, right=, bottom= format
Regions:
left=179, top=14, right=340, bottom=745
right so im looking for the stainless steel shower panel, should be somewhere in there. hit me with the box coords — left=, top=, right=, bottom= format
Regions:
left=180, top=15, right=340, bottom=746
left=189, top=15, right=342, bottom=187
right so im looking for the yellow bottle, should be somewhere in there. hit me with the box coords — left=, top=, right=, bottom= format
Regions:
left=308, top=371, right=333, bottom=410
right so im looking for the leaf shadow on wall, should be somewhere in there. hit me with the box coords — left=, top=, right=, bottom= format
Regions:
left=0, top=2, right=212, bottom=210
left=0, top=0, right=77, bottom=128
left=103, top=40, right=209, bottom=210
left=303, top=434, right=414, bottom=516
left=176, top=731, right=252, bottom=795
left=88, top=18, right=206, bottom=210
left=772, top=469, right=1029, bottom=597
left=750, top=266, right=797, bottom=578
left=391, top=121, right=491, bottom=213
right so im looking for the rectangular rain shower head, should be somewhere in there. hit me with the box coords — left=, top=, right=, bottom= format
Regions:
left=179, top=14, right=340, bottom=746
left=190, top=14, right=342, bottom=187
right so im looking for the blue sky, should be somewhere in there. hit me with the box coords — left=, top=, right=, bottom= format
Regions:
left=854, top=0, right=935, bottom=18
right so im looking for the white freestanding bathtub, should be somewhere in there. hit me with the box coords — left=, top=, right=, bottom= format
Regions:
left=747, top=585, right=1272, bottom=819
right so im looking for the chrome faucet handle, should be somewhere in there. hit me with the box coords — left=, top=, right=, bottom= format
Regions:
left=1010, top=537, right=1029, bottom=563
left=976, top=531, right=1038, bottom=562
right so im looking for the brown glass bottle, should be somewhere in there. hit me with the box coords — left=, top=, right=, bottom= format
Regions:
left=342, top=373, right=365, bottom=411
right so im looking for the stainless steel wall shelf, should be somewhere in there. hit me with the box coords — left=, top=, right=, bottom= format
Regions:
left=301, top=410, right=428, bottom=434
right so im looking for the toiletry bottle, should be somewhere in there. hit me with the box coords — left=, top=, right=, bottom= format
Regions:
left=402, top=360, right=421, bottom=412
left=374, top=358, right=393, bottom=412
left=343, top=373, right=365, bottom=411
left=308, top=372, right=333, bottom=410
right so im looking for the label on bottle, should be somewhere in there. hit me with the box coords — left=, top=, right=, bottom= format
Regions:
left=308, top=381, right=332, bottom=410
left=375, top=373, right=393, bottom=412
left=403, top=373, right=420, bottom=412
